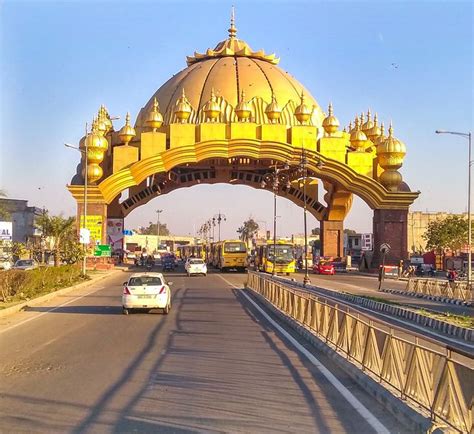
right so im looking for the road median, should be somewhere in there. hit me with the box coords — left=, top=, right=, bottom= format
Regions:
left=0, top=268, right=124, bottom=319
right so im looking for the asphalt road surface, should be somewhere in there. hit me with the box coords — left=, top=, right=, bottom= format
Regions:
left=0, top=268, right=411, bottom=433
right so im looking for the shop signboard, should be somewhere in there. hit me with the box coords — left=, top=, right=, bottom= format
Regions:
left=0, top=222, right=13, bottom=241
left=94, top=244, right=111, bottom=257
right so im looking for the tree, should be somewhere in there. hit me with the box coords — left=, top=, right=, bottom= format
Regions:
left=311, top=227, right=320, bottom=236
left=237, top=218, right=259, bottom=243
left=343, top=228, right=357, bottom=235
left=137, top=222, right=170, bottom=236
left=36, top=212, right=77, bottom=266
left=423, top=215, right=468, bottom=253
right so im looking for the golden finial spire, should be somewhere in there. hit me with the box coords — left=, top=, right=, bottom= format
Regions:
left=295, top=91, right=312, bottom=124
left=203, top=88, right=221, bottom=122
left=367, top=109, right=371, bottom=121
left=348, top=121, right=353, bottom=131
left=265, top=94, right=281, bottom=123
left=235, top=90, right=251, bottom=121
left=388, top=121, right=394, bottom=137
left=175, top=88, right=192, bottom=123
left=360, top=112, right=364, bottom=126
left=322, top=102, right=339, bottom=136
left=146, top=97, right=163, bottom=131
left=228, top=6, right=237, bottom=38
left=350, top=116, right=368, bottom=151
left=119, top=112, right=136, bottom=144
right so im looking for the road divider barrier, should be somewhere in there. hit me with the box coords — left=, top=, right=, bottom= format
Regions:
left=246, top=271, right=473, bottom=433
left=406, top=278, right=471, bottom=303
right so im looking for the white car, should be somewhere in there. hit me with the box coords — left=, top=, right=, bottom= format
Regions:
left=12, top=259, right=39, bottom=271
left=185, top=258, right=207, bottom=276
left=122, top=272, right=172, bottom=315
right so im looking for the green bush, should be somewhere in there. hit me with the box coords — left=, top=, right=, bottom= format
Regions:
left=0, top=265, right=86, bottom=303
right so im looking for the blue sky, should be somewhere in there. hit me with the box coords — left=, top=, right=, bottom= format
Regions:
left=1, top=0, right=472, bottom=238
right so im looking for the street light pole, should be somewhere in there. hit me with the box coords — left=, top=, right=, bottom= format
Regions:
left=213, top=212, right=227, bottom=242
left=261, top=162, right=290, bottom=276
left=156, top=209, right=163, bottom=251
left=301, top=150, right=311, bottom=286
left=436, top=130, right=472, bottom=300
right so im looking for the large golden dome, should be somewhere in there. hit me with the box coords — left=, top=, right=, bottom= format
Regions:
left=136, top=19, right=324, bottom=128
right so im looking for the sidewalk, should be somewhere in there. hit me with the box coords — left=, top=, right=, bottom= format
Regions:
left=0, top=268, right=125, bottom=319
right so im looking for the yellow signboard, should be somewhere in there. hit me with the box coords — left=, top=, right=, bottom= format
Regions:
left=80, top=215, right=103, bottom=243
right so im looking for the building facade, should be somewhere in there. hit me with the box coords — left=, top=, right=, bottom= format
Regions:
left=0, top=199, right=42, bottom=244
left=407, top=211, right=471, bottom=254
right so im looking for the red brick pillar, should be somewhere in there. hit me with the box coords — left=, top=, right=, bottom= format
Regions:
left=372, top=209, right=408, bottom=267
left=320, top=220, right=344, bottom=258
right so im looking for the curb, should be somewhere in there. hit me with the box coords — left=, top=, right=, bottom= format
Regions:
left=274, top=276, right=474, bottom=343
left=381, top=287, right=473, bottom=307
left=0, top=270, right=123, bottom=319
left=245, top=287, right=433, bottom=433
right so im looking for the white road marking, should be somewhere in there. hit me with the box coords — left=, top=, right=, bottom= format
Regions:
left=0, top=285, right=109, bottom=335
left=218, top=274, right=390, bottom=434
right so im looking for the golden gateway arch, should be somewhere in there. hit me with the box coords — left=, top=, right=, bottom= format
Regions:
left=68, top=17, right=419, bottom=266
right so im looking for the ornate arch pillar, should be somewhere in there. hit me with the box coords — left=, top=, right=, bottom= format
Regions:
left=68, top=185, right=108, bottom=246
left=320, top=183, right=353, bottom=258
left=372, top=209, right=408, bottom=267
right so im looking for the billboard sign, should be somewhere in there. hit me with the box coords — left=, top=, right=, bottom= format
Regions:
left=0, top=222, right=13, bottom=241
left=107, top=218, right=124, bottom=253
left=80, top=215, right=103, bottom=243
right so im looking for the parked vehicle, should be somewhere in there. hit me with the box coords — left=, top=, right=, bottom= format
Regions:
left=162, top=256, right=175, bottom=271
left=12, top=259, right=39, bottom=271
left=313, top=261, right=335, bottom=275
left=185, top=258, right=207, bottom=276
left=122, top=272, right=172, bottom=315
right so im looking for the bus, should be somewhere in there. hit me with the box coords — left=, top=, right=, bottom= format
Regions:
left=213, top=240, right=247, bottom=271
left=255, top=241, right=296, bottom=275
left=177, top=244, right=206, bottom=261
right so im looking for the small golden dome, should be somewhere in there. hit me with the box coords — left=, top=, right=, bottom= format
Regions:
left=235, top=90, right=252, bottom=121
left=118, top=112, right=136, bottom=144
left=265, top=95, right=281, bottom=123
left=350, top=118, right=367, bottom=150
left=85, top=163, right=103, bottom=184
left=146, top=97, right=164, bottom=130
left=378, top=123, right=406, bottom=154
left=362, top=109, right=374, bottom=133
left=87, top=148, right=105, bottom=164
left=295, top=92, right=312, bottom=124
left=322, top=102, right=339, bottom=135
left=85, top=119, right=108, bottom=151
left=203, top=89, right=221, bottom=121
left=175, top=88, right=192, bottom=123
left=366, top=113, right=381, bottom=142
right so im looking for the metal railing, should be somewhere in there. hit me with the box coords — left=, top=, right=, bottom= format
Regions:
left=247, top=271, right=473, bottom=433
left=406, top=278, right=471, bottom=302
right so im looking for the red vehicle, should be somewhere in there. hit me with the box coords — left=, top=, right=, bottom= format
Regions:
left=313, top=261, right=336, bottom=275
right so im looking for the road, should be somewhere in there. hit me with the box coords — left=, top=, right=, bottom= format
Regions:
left=0, top=268, right=409, bottom=433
